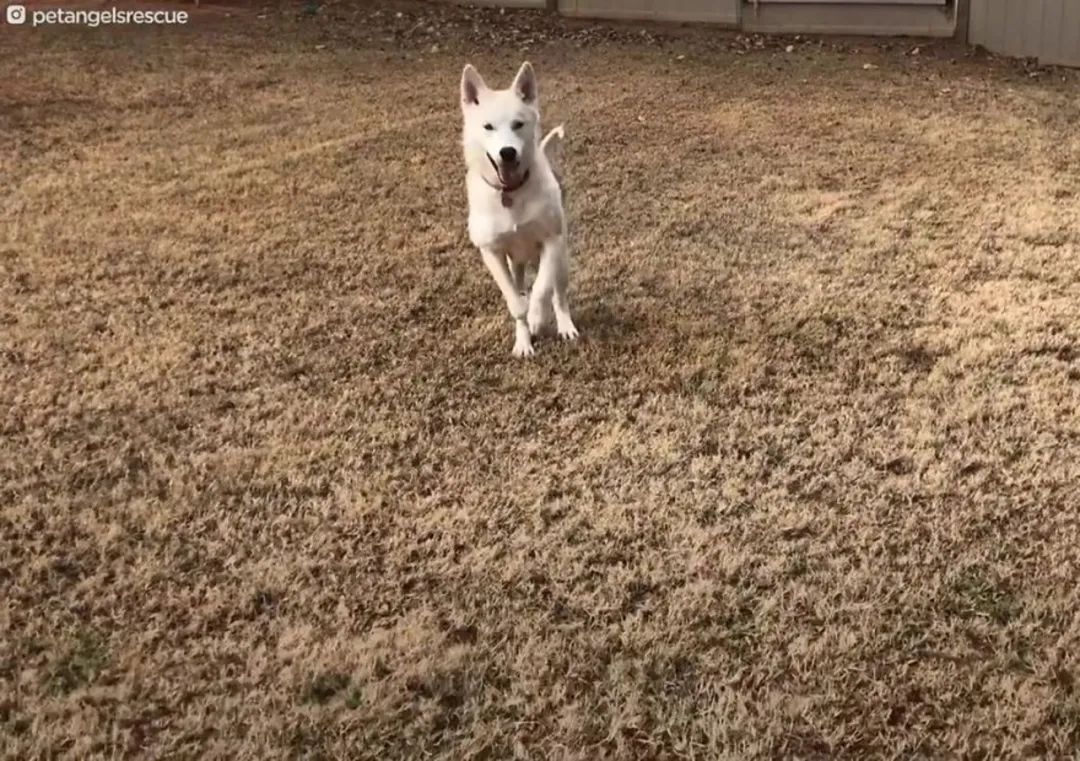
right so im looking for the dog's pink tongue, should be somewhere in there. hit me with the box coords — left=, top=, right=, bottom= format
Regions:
left=499, top=166, right=519, bottom=187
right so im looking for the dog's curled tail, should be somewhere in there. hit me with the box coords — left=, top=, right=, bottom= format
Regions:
left=541, top=124, right=566, bottom=186
left=541, top=124, right=565, bottom=152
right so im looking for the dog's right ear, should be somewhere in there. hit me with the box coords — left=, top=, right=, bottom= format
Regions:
left=461, top=64, right=486, bottom=107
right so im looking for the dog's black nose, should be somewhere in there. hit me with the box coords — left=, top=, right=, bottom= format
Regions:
left=499, top=146, right=518, bottom=163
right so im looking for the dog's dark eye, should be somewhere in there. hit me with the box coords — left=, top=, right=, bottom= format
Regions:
left=483, top=123, right=494, bottom=131
left=511, top=120, right=524, bottom=130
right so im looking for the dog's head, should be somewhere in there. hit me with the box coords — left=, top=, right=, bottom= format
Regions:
left=460, top=62, right=540, bottom=188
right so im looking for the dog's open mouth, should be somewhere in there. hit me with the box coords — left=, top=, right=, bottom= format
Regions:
left=487, top=154, right=522, bottom=189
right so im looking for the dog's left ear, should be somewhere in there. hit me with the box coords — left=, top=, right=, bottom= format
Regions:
left=512, top=62, right=537, bottom=105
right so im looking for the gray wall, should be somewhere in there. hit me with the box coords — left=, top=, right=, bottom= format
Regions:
left=446, top=0, right=549, bottom=7
left=559, top=0, right=739, bottom=24
left=742, top=2, right=954, bottom=36
left=558, top=0, right=955, bottom=36
left=969, top=0, right=1080, bottom=66
left=434, top=0, right=1080, bottom=66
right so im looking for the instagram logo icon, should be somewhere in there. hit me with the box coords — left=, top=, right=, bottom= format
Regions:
left=6, top=4, right=26, bottom=23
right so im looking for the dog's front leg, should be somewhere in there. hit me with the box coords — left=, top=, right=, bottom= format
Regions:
left=529, top=236, right=578, bottom=340
left=480, top=248, right=534, bottom=357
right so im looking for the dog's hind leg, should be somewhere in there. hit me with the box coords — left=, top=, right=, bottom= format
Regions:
left=529, top=235, right=577, bottom=340
left=527, top=241, right=556, bottom=338
left=481, top=248, right=534, bottom=357
left=509, top=257, right=526, bottom=296
left=551, top=244, right=579, bottom=341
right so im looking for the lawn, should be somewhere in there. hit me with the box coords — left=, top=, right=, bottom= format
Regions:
left=2, top=1, right=1079, bottom=757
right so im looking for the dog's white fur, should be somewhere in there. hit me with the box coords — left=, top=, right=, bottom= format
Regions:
left=461, top=62, right=578, bottom=358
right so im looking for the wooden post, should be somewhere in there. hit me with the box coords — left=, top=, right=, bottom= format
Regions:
left=954, top=0, right=970, bottom=43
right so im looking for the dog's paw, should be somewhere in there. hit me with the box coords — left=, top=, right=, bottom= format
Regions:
left=556, top=316, right=579, bottom=341
left=528, top=302, right=555, bottom=337
left=527, top=314, right=545, bottom=338
left=512, top=340, right=536, bottom=358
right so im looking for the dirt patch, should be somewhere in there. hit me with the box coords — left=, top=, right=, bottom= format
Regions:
left=2, top=1, right=1080, bottom=758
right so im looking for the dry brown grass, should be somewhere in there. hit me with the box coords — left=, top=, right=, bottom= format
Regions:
left=3, top=1, right=1080, bottom=758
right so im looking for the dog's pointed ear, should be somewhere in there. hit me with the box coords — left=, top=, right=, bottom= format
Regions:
left=512, top=62, right=537, bottom=104
left=461, top=64, right=486, bottom=107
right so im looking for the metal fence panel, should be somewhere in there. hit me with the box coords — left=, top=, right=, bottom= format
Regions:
left=970, top=0, right=1080, bottom=67
left=559, top=0, right=739, bottom=24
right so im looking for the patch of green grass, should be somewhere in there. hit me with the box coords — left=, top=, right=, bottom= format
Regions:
left=948, top=568, right=1018, bottom=625
left=303, top=671, right=351, bottom=704
left=44, top=631, right=107, bottom=695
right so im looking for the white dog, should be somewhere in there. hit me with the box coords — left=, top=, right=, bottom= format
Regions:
left=460, top=61, right=579, bottom=358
